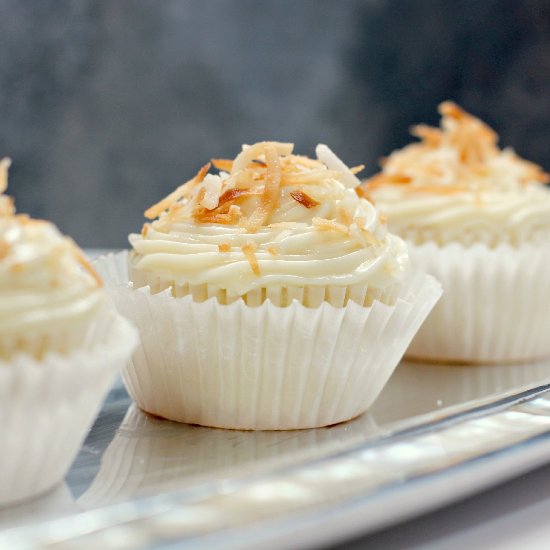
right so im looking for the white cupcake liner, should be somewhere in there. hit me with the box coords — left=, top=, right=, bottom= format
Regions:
left=95, top=252, right=441, bottom=430
left=79, top=405, right=380, bottom=508
left=406, top=241, right=550, bottom=363
left=0, top=307, right=137, bottom=507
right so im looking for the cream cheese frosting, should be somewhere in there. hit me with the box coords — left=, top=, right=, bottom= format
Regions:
left=365, top=102, right=550, bottom=247
left=0, top=161, right=103, bottom=338
left=130, top=142, right=409, bottom=299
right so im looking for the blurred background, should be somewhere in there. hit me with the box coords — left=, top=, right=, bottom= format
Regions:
left=0, top=0, right=548, bottom=246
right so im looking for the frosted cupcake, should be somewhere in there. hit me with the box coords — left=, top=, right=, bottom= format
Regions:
left=0, top=160, right=136, bottom=506
left=96, top=141, right=441, bottom=430
left=365, top=102, right=550, bottom=363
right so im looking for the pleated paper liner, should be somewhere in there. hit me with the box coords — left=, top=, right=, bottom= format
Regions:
left=406, top=241, right=550, bottom=364
left=0, top=308, right=137, bottom=507
left=95, top=252, right=441, bottom=430
left=79, top=404, right=381, bottom=508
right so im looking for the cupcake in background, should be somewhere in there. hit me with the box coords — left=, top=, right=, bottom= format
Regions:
left=95, top=141, right=441, bottom=430
left=0, top=160, right=137, bottom=506
left=365, top=102, right=550, bottom=364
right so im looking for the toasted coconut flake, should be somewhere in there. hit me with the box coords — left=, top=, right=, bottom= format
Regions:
left=507, top=152, right=550, bottom=184
left=267, top=246, right=278, bottom=256
left=194, top=162, right=211, bottom=181
left=355, top=186, right=375, bottom=204
left=0, top=196, right=14, bottom=216
left=0, top=158, right=11, bottom=195
left=312, top=217, right=349, bottom=234
left=211, top=158, right=233, bottom=172
left=0, top=239, right=10, bottom=259
left=232, top=142, right=293, bottom=174
left=200, top=174, right=223, bottom=210
left=228, top=204, right=241, bottom=220
left=282, top=169, right=340, bottom=186
left=439, top=101, right=467, bottom=120
left=218, top=243, right=232, bottom=253
left=440, top=101, right=499, bottom=153
left=246, top=144, right=282, bottom=230
left=289, top=155, right=325, bottom=170
left=241, top=240, right=260, bottom=275
left=141, top=223, right=150, bottom=237
left=16, top=215, right=51, bottom=228
left=145, top=162, right=211, bottom=220
left=350, top=164, right=365, bottom=175
left=236, top=167, right=268, bottom=188
left=290, top=190, right=320, bottom=209
left=379, top=213, right=387, bottom=224
left=196, top=187, right=206, bottom=204
left=195, top=204, right=242, bottom=225
left=167, top=203, right=184, bottom=222
left=365, top=173, right=412, bottom=189
left=350, top=216, right=379, bottom=246
left=0, top=158, right=14, bottom=216
left=411, top=124, right=442, bottom=146
left=14, top=213, right=30, bottom=224
left=218, top=187, right=262, bottom=208
left=315, top=144, right=361, bottom=188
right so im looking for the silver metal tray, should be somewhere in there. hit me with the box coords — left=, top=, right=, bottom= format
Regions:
left=2, top=358, right=550, bottom=549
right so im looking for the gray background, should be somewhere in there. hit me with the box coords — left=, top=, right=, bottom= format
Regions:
left=1, top=0, right=548, bottom=246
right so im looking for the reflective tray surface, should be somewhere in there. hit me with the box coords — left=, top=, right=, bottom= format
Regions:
left=3, top=359, right=550, bottom=549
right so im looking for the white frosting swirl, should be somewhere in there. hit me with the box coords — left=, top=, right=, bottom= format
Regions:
left=130, top=142, right=409, bottom=297
left=0, top=215, right=104, bottom=335
left=367, top=102, right=550, bottom=247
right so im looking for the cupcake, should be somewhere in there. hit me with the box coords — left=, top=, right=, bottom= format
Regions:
left=95, top=141, right=441, bottom=430
left=365, top=102, right=550, bottom=363
left=0, top=160, right=137, bottom=506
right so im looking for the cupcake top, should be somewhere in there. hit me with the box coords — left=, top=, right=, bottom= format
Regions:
left=0, top=160, right=103, bottom=337
left=130, top=141, right=409, bottom=296
left=365, top=102, right=550, bottom=247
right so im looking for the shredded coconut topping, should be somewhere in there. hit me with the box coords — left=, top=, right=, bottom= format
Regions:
left=366, top=102, right=550, bottom=247
left=131, top=141, right=409, bottom=291
left=143, top=141, right=366, bottom=232
left=0, top=159, right=102, bottom=289
left=365, top=101, right=549, bottom=194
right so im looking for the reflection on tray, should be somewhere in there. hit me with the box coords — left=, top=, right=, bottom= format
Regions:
left=78, top=359, right=550, bottom=510
left=78, top=405, right=381, bottom=508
